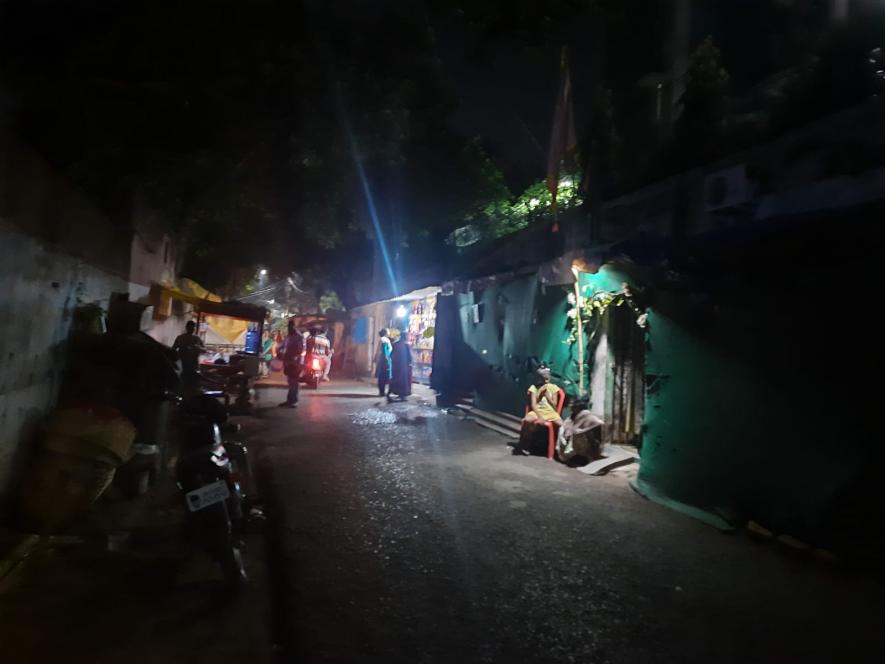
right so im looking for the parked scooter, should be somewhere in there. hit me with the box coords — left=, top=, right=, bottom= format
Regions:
left=173, top=392, right=248, bottom=586
left=301, top=353, right=325, bottom=390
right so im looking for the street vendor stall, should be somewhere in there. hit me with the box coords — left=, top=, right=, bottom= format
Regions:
left=191, top=299, right=267, bottom=373
left=346, top=286, right=439, bottom=383
left=189, top=298, right=267, bottom=413
left=404, top=295, right=436, bottom=384
left=150, top=284, right=267, bottom=373
left=388, top=287, right=438, bottom=385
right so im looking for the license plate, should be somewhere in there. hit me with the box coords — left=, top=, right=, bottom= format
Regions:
left=185, top=480, right=230, bottom=512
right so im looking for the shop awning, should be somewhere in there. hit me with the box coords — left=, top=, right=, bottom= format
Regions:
left=385, top=286, right=441, bottom=303
left=150, top=284, right=267, bottom=323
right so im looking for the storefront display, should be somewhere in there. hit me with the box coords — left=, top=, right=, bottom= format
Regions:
left=405, top=296, right=436, bottom=384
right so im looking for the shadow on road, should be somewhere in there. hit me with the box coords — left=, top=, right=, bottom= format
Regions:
left=301, top=393, right=381, bottom=399
left=254, top=450, right=295, bottom=663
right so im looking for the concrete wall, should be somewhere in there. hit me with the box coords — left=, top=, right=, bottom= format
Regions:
left=345, top=301, right=393, bottom=377
left=128, top=273, right=190, bottom=349
left=0, top=134, right=129, bottom=278
left=0, top=135, right=177, bottom=507
left=130, top=231, right=176, bottom=292
left=0, top=222, right=129, bottom=502
left=431, top=274, right=580, bottom=416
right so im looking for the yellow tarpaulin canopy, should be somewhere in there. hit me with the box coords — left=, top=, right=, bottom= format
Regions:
left=205, top=315, right=248, bottom=344
left=178, top=278, right=222, bottom=302
left=151, top=281, right=222, bottom=319
left=150, top=281, right=265, bottom=347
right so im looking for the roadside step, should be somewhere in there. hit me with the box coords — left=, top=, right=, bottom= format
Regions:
left=454, top=404, right=521, bottom=439
left=465, top=416, right=520, bottom=440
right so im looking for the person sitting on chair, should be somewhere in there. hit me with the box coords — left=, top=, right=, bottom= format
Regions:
left=515, top=365, right=563, bottom=455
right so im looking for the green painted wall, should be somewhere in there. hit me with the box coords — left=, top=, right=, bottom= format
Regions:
left=456, top=265, right=630, bottom=416
left=636, top=261, right=883, bottom=544
left=638, top=302, right=756, bottom=520
left=456, top=275, right=577, bottom=415
left=447, top=259, right=883, bottom=547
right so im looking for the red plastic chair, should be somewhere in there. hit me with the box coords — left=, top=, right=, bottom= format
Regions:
left=524, top=386, right=565, bottom=460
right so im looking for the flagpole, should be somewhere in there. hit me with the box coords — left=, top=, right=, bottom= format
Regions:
left=547, top=45, right=572, bottom=234
left=572, top=269, right=585, bottom=396
left=551, top=197, right=559, bottom=233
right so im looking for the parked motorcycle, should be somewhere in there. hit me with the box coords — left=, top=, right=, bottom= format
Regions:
left=173, top=392, right=248, bottom=586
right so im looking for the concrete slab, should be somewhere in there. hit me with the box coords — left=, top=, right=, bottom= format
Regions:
left=577, top=447, right=638, bottom=476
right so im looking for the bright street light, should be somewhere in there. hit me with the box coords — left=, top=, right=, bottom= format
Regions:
left=395, top=305, right=408, bottom=318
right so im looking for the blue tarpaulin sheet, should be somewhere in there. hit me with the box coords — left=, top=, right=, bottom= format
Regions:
left=353, top=317, right=368, bottom=344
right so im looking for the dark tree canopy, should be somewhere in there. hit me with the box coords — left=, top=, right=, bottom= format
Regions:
left=2, top=0, right=880, bottom=302
left=0, top=0, right=510, bottom=302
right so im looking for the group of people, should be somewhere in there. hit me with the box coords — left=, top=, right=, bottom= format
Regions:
left=276, top=320, right=333, bottom=408
left=261, top=326, right=332, bottom=377
left=171, top=318, right=334, bottom=410
left=174, top=318, right=598, bottom=457
left=375, top=328, right=412, bottom=402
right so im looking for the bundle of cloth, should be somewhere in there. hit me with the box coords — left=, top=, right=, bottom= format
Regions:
left=556, top=398, right=604, bottom=464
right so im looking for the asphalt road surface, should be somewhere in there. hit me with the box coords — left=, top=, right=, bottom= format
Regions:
left=246, top=382, right=885, bottom=664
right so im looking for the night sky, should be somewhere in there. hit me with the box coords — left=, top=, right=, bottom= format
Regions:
left=0, top=0, right=868, bottom=298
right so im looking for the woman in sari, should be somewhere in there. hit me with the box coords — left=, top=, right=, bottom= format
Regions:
left=260, top=330, right=274, bottom=376
left=516, top=366, right=563, bottom=455
left=387, top=329, right=412, bottom=402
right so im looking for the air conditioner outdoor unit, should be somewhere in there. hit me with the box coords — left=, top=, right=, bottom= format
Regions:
left=704, top=164, right=751, bottom=212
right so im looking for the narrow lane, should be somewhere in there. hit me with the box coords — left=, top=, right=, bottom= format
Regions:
left=246, top=383, right=885, bottom=664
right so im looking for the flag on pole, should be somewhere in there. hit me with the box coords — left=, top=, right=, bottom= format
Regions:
left=546, top=47, right=578, bottom=233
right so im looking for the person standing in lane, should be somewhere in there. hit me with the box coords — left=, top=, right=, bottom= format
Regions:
left=387, top=328, right=412, bottom=403
left=278, top=319, right=304, bottom=408
left=376, top=328, right=393, bottom=397
left=173, top=320, right=206, bottom=393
